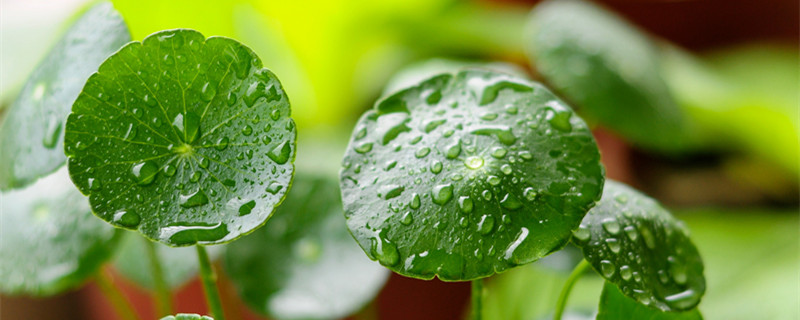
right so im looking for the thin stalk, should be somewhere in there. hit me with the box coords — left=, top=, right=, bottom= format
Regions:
left=96, top=268, right=140, bottom=320
left=144, top=238, right=173, bottom=316
left=471, top=279, right=483, bottom=320
left=554, top=259, right=591, bottom=320
left=196, top=245, right=225, bottom=320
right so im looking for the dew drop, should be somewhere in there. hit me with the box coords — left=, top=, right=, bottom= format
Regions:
left=458, top=196, right=473, bottom=213
left=606, top=238, right=621, bottom=254
left=523, top=187, right=537, bottom=201
left=238, top=200, right=256, bottom=216
left=445, top=140, right=462, bottom=159
left=477, top=215, right=495, bottom=235
left=200, top=82, right=216, bottom=102
left=487, top=175, right=501, bottom=186
left=600, top=260, right=615, bottom=278
left=179, top=189, right=209, bottom=208
left=267, top=141, right=292, bottom=164
left=379, top=184, right=405, bottom=200
left=490, top=147, right=507, bottom=159
left=465, top=156, right=484, bottom=169
left=415, top=147, right=430, bottom=158
left=215, top=137, right=229, bottom=150
left=500, top=193, right=522, bottom=210
left=624, top=225, right=638, bottom=241
left=400, top=212, right=413, bottom=225
left=431, top=161, right=443, bottom=174
left=431, top=184, right=454, bottom=205
left=355, top=142, right=373, bottom=154
left=572, top=225, right=590, bottom=243
left=371, top=230, right=399, bottom=266
left=131, top=161, right=158, bottom=185
left=620, top=265, right=632, bottom=281
left=602, top=218, right=621, bottom=235
left=42, top=116, right=62, bottom=149
left=112, top=210, right=140, bottom=228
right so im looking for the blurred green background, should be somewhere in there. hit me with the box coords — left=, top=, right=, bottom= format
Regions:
left=1, top=0, right=797, bottom=319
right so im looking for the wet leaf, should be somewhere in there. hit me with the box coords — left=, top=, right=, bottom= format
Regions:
left=0, top=167, right=120, bottom=296
left=225, top=176, right=389, bottom=320
left=160, top=314, right=213, bottom=320
left=0, top=2, right=130, bottom=190
left=573, top=181, right=705, bottom=311
left=340, top=69, right=604, bottom=280
left=64, top=29, right=296, bottom=246
left=525, top=0, right=686, bottom=152
left=598, top=282, right=702, bottom=320
left=113, top=232, right=223, bottom=290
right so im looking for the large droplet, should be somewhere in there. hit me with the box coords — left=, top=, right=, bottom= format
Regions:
left=267, top=141, right=292, bottom=164
left=379, top=184, right=405, bottom=200
left=355, top=142, right=373, bottom=154
left=602, top=218, right=621, bottom=235
left=409, top=193, right=421, bottom=209
left=470, top=126, right=516, bottom=145
left=179, top=189, right=209, bottom=208
left=238, top=200, right=256, bottom=216
left=371, top=230, right=399, bottom=266
left=42, top=116, right=62, bottom=149
left=600, top=260, right=615, bottom=278
left=665, top=289, right=700, bottom=310
left=479, top=80, right=533, bottom=105
left=477, top=215, right=495, bottom=235
left=464, top=156, right=484, bottom=169
left=458, top=196, right=473, bottom=213
left=445, top=140, right=462, bottom=159
left=619, top=265, right=632, bottom=281
left=200, top=82, right=216, bottom=102
left=423, top=119, right=446, bottom=133
left=500, top=193, right=522, bottom=210
left=131, top=161, right=158, bottom=185
left=431, top=184, right=454, bottom=205
left=112, top=210, right=141, bottom=228
left=504, top=227, right=529, bottom=262
left=546, top=108, right=573, bottom=132
left=159, top=222, right=228, bottom=245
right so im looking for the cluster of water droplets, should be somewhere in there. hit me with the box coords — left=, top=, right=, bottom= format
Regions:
left=573, top=183, right=701, bottom=311
left=341, top=71, right=603, bottom=278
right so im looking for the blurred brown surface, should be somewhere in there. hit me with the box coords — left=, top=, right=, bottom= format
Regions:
left=499, top=0, right=799, bottom=50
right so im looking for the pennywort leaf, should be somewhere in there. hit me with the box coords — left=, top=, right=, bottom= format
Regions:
left=64, top=29, right=296, bottom=246
left=0, top=167, right=120, bottom=296
left=225, top=176, right=388, bottom=320
left=0, top=2, right=130, bottom=189
left=525, top=0, right=686, bottom=152
left=340, top=69, right=604, bottom=280
left=573, top=180, right=705, bottom=311
left=598, top=282, right=703, bottom=320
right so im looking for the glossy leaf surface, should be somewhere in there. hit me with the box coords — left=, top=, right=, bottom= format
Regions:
left=598, top=282, right=703, bottom=320
left=526, top=0, right=685, bottom=151
left=0, top=2, right=130, bottom=189
left=225, top=176, right=388, bottom=320
left=64, top=29, right=296, bottom=246
left=573, top=181, right=704, bottom=311
left=113, top=232, right=223, bottom=290
left=0, top=167, right=120, bottom=296
left=340, top=69, right=604, bottom=280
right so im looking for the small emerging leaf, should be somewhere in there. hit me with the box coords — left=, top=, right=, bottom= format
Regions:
left=0, top=167, right=120, bottom=296
left=598, top=282, right=703, bottom=320
left=225, top=176, right=389, bottom=320
left=160, top=314, right=213, bottom=320
left=113, top=232, right=223, bottom=290
left=64, top=29, right=296, bottom=246
left=0, top=2, right=130, bottom=189
left=525, top=0, right=686, bottom=151
left=573, top=180, right=705, bottom=311
left=340, top=69, right=604, bottom=280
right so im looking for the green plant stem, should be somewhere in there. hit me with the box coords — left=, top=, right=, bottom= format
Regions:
left=196, top=245, right=225, bottom=320
left=554, top=259, right=591, bottom=320
left=96, top=268, right=140, bottom=320
left=471, top=279, right=483, bottom=320
left=144, top=238, right=173, bottom=317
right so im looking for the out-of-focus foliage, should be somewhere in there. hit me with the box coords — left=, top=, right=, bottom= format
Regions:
left=662, top=44, right=799, bottom=176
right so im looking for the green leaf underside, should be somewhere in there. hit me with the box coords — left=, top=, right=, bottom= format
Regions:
left=0, top=2, right=131, bottom=190
left=64, top=29, right=296, bottom=246
left=598, top=282, right=703, bottom=320
left=340, top=69, right=604, bottom=281
left=160, top=314, right=213, bottom=320
left=0, top=167, right=119, bottom=296
left=114, top=231, right=223, bottom=290
left=573, top=181, right=705, bottom=311
left=526, top=0, right=685, bottom=151
left=225, top=176, right=389, bottom=320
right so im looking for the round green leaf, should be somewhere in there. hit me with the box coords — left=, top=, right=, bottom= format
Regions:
left=160, top=314, right=213, bottom=320
left=340, top=69, right=604, bottom=280
left=573, top=180, right=705, bottom=311
left=64, top=29, right=296, bottom=246
left=598, top=282, right=703, bottom=320
left=0, top=2, right=130, bottom=189
left=525, top=0, right=686, bottom=152
left=113, top=232, right=223, bottom=290
left=225, top=176, right=389, bottom=320
left=0, top=167, right=120, bottom=296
